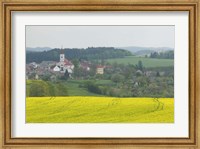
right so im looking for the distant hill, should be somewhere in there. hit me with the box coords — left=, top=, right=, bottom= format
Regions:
left=133, top=50, right=154, bottom=56
left=26, top=47, right=132, bottom=63
left=119, top=46, right=174, bottom=56
left=26, top=47, right=52, bottom=52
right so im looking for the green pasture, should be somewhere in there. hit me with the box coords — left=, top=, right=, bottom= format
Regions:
left=26, top=97, right=174, bottom=123
left=63, top=80, right=104, bottom=96
left=106, top=56, right=174, bottom=67
left=26, top=80, right=116, bottom=97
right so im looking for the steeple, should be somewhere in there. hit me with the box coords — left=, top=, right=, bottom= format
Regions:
left=60, top=45, right=64, bottom=54
left=60, top=46, right=65, bottom=62
left=60, top=46, right=65, bottom=73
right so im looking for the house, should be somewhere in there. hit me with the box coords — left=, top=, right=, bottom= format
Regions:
left=40, top=61, right=57, bottom=70
left=144, top=71, right=153, bottom=77
left=64, top=59, right=74, bottom=70
left=133, top=82, right=139, bottom=87
left=26, top=65, right=32, bottom=73
left=35, top=74, right=39, bottom=80
left=96, top=66, right=104, bottom=74
left=26, top=62, right=38, bottom=73
left=80, top=61, right=90, bottom=71
left=30, top=62, right=38, bottom=69
left=66, top=68, right=73, bottom=74
left=53, top=65, right=60, bottom=72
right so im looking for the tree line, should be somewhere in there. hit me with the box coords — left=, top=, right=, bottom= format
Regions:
left=26, top=47, right=132, bottom=63
left=149, top=50, right=174, bottom=59
left=26, top=80, right=68, bottom=97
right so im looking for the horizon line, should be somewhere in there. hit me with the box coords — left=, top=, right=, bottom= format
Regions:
left=26, top=46, right=174, bottom=49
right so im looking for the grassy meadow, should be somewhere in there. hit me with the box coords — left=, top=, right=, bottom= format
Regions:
left=26, top=80, right=113, bottom=97
left=106, top=56, right=174, bottom=67
left=26, top=97, right=174, bottom=123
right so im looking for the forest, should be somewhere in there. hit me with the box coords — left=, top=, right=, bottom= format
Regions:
left=26, top=47, right=132, bottom=63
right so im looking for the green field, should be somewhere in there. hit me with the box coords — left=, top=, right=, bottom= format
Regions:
left=64, top=80, right=115, bottom=96
left=26, top=80, right=116, bottom=97
left=106, top=56, right=174, bottom=67
left=63, top=80, right=101, bottom=96
left=26, top=97, right=174, bottom=123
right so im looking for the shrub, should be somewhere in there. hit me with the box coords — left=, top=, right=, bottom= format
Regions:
left=84, top=81, right=102, bottom=94
left=27, top=80, right=68, bottom=97
left=111, top=74, right=124, bottom=83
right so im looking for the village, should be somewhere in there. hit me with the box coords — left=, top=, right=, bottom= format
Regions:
left=26, top=48, right=166, bottom=83
left=26, top=49, right=105, bottom=81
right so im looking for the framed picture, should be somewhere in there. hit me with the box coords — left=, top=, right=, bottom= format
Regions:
left=0, top=0, right=199, bottom=148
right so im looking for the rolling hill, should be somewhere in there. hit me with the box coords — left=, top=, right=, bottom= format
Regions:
left=26, top=47, right=52, bottom=52
left=119, top=46, right=174, bottom=56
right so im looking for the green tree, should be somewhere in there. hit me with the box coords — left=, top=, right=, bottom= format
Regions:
left=85, top=81, right=101, bottom=94
left=72, top=59, right=79, bottom=68
left=156, top=71, right=160, bottom=77
left=29, top=83, right=47, bottom=97
left=111, top=74, right=124, bottom=83
left=64, top=70, right=70, bottom=80
left=135, top=60, right=144, bottom=71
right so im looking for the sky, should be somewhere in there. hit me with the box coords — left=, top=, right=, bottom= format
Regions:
left=26, top=26, right=174, bottom=49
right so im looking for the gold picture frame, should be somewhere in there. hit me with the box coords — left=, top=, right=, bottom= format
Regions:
left=0, top=0, right=199, bottom=148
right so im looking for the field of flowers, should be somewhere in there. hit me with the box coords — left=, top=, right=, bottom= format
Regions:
left=26, top=97, right=174, bottom=123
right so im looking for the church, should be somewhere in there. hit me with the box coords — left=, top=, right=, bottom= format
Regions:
left=53, top=48, right=74, bottom=74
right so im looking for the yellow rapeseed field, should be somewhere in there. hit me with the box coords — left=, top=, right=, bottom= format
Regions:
left=26, top=96, right=174, bottom=123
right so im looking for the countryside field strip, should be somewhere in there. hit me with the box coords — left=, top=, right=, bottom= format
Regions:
left=26, top=97, right=174, bottom=123
left=106, top=56, right=174, bottom=67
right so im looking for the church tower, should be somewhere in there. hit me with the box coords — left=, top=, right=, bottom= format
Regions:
left=60, top=46, right=65, bottom=73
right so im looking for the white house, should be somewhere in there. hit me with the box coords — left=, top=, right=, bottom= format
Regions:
left=30, top=62, right=38, bottom=69
left=67, top=68, right=73, bottom=74
left=96, top=66, right=104, bottom=74
left=53, top=65, right=60, bottom=72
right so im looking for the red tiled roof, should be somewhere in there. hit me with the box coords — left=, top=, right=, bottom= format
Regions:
left=80, top=63, right=90, bottom=67
left=96, top=65, right=104, bottom=68
left=105, top=65, right=112, bottom=68
left=64, top=59, right=73, bottom=66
